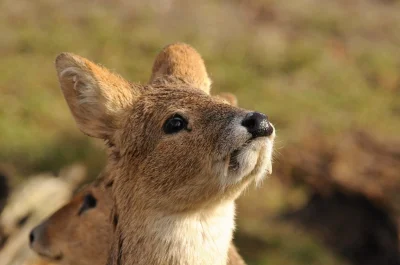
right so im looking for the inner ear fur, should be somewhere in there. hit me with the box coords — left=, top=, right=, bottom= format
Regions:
left=55, top=53, right=140, bottom=139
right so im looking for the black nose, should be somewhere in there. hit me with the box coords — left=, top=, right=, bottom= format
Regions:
left=242, top=112, right=273, bottom=138
left=29, top=224, right=43, bottom=246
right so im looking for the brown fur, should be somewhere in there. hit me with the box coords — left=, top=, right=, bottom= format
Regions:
left=55, top=43, right=275, bottom=265
left=150, top=42, right=211, bottom=94
left=29, top=178, right=112, bottom=265
left=30, top=177, right=246, bottom=265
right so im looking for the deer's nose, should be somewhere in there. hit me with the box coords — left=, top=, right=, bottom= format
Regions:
left=241, top=112, right=273, bottom=138
left=29, top=223, right=44, bottom=246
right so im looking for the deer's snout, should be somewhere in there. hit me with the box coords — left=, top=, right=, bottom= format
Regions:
left=241, top=112, right=273, bottom=138
left=29, top=222, right=62, bottom=260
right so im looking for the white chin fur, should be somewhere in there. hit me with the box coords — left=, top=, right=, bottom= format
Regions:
left=217, top=138, right=273, bottom=189
left=254, top=138, right=274, bottom=186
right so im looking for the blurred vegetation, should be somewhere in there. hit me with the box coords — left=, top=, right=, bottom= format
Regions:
left=1, top=0, right=400, bottom=264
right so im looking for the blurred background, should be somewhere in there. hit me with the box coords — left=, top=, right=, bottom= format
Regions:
left=0, top=0, right=400, bottom=264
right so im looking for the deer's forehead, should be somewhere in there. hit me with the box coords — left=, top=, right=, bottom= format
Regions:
left=146, top=87, right=210, bottom=104
left=133, top=88, right=231, bottom=117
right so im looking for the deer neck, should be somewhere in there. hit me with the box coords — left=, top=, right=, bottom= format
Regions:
left=117, top=201, right=235, bottom=265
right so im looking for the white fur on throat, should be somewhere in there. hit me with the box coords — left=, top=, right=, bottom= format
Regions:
left=128, top=201, right=236, bottom=265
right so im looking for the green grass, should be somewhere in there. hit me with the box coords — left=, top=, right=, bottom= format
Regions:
left=1, top=0, right=399, bottom=263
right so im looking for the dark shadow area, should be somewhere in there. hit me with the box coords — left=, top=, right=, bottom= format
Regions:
left=234, top=231, right=272, bottom=262
left=282, top=191, right=400, bottom=265
left=0, top=173, right=9, bottom=213
left=0, top=172, right=9, bottom=249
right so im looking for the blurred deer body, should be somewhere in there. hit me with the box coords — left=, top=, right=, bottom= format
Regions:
left=30, top=176, right=112, bottom=265
left=29, top=175, right=246, bottom=265
left=0, top=165, right=86, bottom=265
left=54, top=43, right=274, bottom=265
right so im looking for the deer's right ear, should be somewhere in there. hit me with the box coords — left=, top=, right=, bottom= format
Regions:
left=215, top=92, right=238, bottom=107
left=55, top=53, right=140, bottom=139
left=149, top=43, right=212, bottom=94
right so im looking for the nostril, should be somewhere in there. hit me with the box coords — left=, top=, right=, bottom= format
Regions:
left=29, top=231, right=35, bottom=245
left=241, top=115, right=257, bottom=130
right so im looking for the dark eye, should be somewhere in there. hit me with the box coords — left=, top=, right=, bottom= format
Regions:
left=78, top=194, right=97, bottom=215
left=163, top=114, right=188, bottom=134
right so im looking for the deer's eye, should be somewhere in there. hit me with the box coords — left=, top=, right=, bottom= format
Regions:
left=78, top=194, right=97, bottom=215
left=163, top=114, right=188, bottom=134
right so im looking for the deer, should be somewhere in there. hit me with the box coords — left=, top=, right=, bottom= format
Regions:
left=54, top=42, right=275, bottom=265
left=29, top=175, right=112, bottom=265
left=30, top=43, right=245, bottom=265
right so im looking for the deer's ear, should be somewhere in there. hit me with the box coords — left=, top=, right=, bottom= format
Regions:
left=149, top=43, right=211, bottom=94
left=55, top=53, right=140, bottom=139
left=214, top=92, right=238, bottom=107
